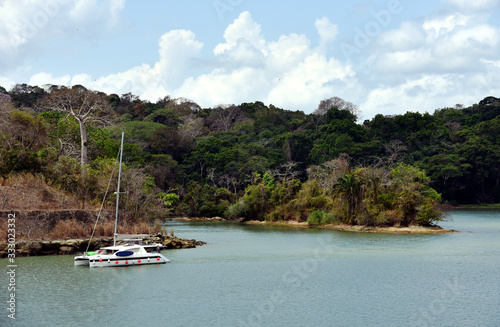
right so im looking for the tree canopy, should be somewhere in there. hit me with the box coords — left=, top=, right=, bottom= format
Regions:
left=1, top=83, right=500, bottom=224
left=38, top=85, right=115, bottom=173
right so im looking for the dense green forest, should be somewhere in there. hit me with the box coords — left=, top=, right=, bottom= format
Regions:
left=1, top=84, right=499, bottom=226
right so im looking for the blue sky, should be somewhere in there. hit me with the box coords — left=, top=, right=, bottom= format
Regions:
left=1, top=0, right=499, bottom=119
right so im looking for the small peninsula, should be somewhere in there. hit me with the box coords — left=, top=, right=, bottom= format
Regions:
left=241, top=220, right=456, bottom=234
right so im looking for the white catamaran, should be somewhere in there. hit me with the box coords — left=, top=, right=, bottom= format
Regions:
left=74, top=132, right=169, bottom=267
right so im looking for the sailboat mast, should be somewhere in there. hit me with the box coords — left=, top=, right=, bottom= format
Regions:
left=114, top=132, right=125, bottom=246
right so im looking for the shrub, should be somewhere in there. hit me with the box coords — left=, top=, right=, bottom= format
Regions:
left=375, top=210, right=399, bottom=226
left=320, top=211, right=337, bottom=225
left=417, top=199, right=443, bottom=226
left=226, top=199, right=249, bottom=219
left=307, top=210, right=337, bottom=226
left=50, top=219, right=90, bottom=239
left=307, top=211, right=322, bottom=226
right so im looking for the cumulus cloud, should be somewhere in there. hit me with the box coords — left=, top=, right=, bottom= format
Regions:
left=176, top=68, right=271, bottom=107
left=179, top=12, right=354, bottom=110
left=446, top=0, right=500, bottom=10
left=361, top=68, right=500, bottom=119
left=214, top=11, right=266, bottom=56
left=360, top=74, right=457, bottom=117
left=0, top=76, right=14, bottom=91
left=88, top=28, right=203, bottom=99
left=423, top=14, right=470, bottom=39
left=4, top=3, right=500, bottom=118
left=153, top=30, right=204, bottom=87
left=373, top=14, right=500, bottom=75
left=315, top=17, right=339, bottom=52
left=29, top=72, right=71, bottom=86
left=0, top=0, right=125, bottom=72
left=354, top=2, right=500, bottom=117
left=30, top=10, right=355, bottom=112
left=266, top=54, right=355, bottom=110
left=69, top=0, right=124, bottom=29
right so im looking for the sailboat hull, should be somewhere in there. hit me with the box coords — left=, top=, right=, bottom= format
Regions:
left=74, top=256, right=90, bottom=266
left=88, top=253, right=169, bottom=267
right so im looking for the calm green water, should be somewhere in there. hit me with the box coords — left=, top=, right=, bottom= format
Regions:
left=1, top=210, right=499, bottom=327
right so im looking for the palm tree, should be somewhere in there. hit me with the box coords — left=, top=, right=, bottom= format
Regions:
left=331, top=173, right=362, bottom=224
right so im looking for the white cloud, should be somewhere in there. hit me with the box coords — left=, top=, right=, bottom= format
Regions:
left=266, top=34, right=311, bottom=72
left=5, top=4, right=498, bottom=119
left=29, top=72, right=71, bottom=86
left=360, top=74, right=456, bottom=117
left=0, top=76, right=15, bottom=91
left=214, top=11, right=266, bottom=56
left=26, top=29, right=204, bottom=101
left=176, top=68, right=270, bottom=107
left=56, top=10, right=355, bottom=112
left=315, top=17, right=339, bottom=52
left=0, top=0, right=125, bottom=72
left=180, top=12, right=356, bottom=111
left=359, top=3, right=500, bottom=117
left=481, top=59, right=500, bottom=68
left=423, top=14, right=469, bottom=39
left=378, top=22, right=426, bottom=51
left=446, top=0, right=500, bottom=10
left=266, top=54, right=355, bottom=110
left=152, top=30, right=204, bottom=87
left=67, top=0, right=125, bottom=33
left=437, top=24, right=499, bottom=56
left=371, top=9, right=500, bottom=77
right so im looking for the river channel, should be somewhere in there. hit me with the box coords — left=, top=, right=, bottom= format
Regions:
left=1, top=209, right=499, bottom=326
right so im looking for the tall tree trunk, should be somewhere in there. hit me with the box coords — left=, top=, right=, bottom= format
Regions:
left=78, top=118, right=88, bottom=175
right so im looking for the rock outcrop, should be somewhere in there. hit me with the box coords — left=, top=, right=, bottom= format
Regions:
left=0, top=234, right=205, bottom=257
left=145, top=234, right=206, bottom=249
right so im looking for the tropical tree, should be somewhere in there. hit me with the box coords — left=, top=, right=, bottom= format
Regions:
left=331, top=173, right=363, bottom=224
left=389, top=164, right=443, bottom=226
left=39, top=85, right=115, bottom=173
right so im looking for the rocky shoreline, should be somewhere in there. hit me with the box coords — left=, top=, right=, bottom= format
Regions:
left=171, top=217, right=457, bottom=234
left=242, top=220, right=457, bottom=234
left=173, top=216, right=241, bottom=222
left=0, top=234, right=206, bottom=258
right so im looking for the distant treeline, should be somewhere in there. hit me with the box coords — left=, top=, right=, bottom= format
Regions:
left=0, top=84, right=499, bottom=224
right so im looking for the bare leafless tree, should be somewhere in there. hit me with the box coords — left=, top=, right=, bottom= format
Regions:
left=306, top=154, right=351, bottom=190
left=219, top=173, right=238, bottom=193
left=383, top=140, right=407, bottom=167
left=207, top=167, right=216, bottom=186
left=207, top=105, right=244, bottom=132
left=267, top=161, right=299, bottom=183
left=178, top=115, right=206, bottom=151
left=0, top=94, right=12, bottom=144
left=312, top=97, right=361, bottom=126
left=0, top=93, right=11, bottom=113
left=445, top=122, right=461, bottom=140
left=39, top=86, right=115, bottom=173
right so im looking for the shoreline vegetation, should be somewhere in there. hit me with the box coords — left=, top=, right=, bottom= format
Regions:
left=242, top=220, right=457, bottom=234
left=0, top=233, right=206, bottom=258
left=174, top=217, right=457, bottom=234
left=451, top=204, right=500, bottom=209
